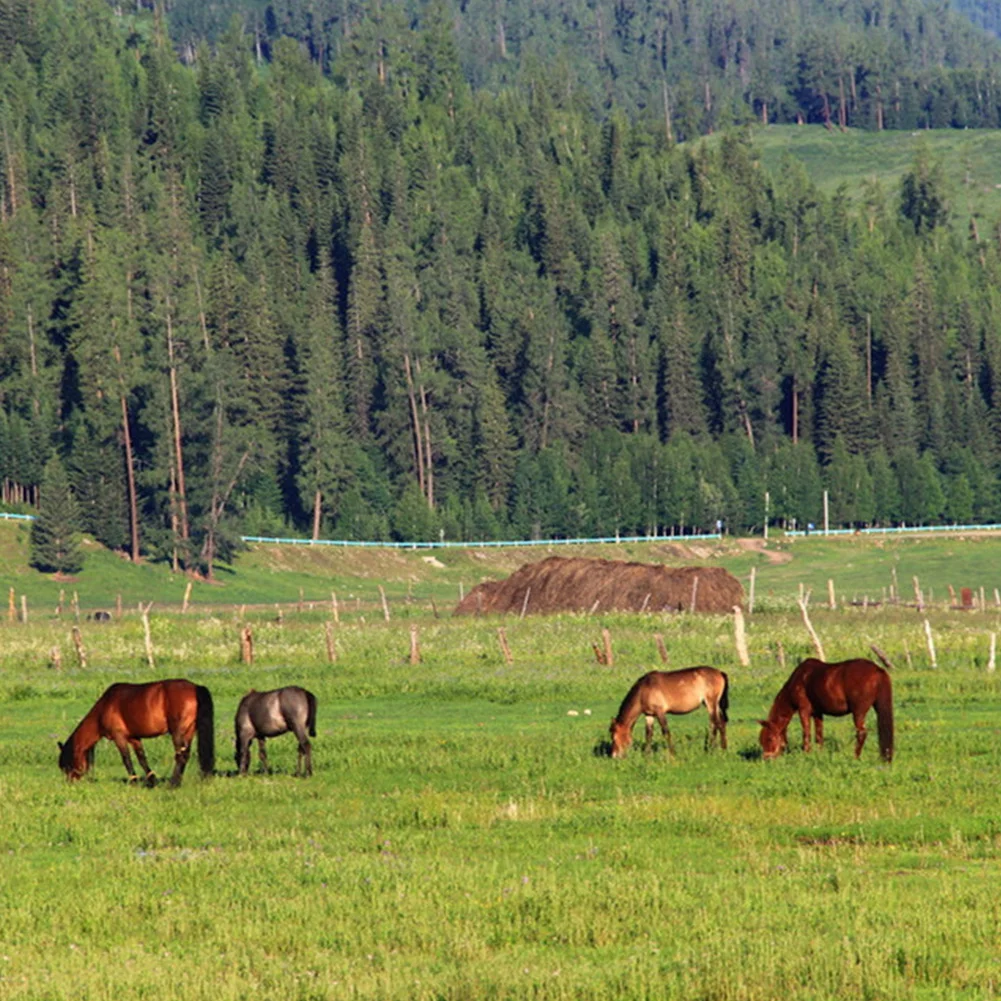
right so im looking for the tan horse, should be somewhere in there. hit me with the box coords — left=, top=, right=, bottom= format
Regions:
left=609, top=667, right=729, bottom=758
left=758, top=658, right=893, bottom=762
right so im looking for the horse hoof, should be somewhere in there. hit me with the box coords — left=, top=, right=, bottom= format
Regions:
left=146, top=773, right=158, bottom=788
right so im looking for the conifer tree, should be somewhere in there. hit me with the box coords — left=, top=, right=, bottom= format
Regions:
left=30, top=455, right=84, bottom=574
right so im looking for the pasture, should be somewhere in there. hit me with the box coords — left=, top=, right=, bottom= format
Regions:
left=2, top=596, right=1001, bottom=1000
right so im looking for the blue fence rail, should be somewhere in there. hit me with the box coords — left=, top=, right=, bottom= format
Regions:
left=0, top=512, right=35, bottom=522
left=240, top=532, right=723, bottom=549
left=786, top=523, right=1001, bottom=537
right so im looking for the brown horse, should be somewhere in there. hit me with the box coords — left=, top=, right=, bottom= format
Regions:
left=758, top=658, right=893, bottom=762
left=58, top=679, right=215, bottom=786
left=609, top=667, right=729, bottom=758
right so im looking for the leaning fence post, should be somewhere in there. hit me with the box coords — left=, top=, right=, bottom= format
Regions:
left=331, top=591, right=339, bottom=624
left=655, top=633, right=669, bottom=664
left=520, top=587, right=531, bottom=619
left=497, top=627, right=513, bottom=665
left=798, top=592, right=826, bottom=661
left=379, top=586, right=390, bottom=622
left=182, top=581, right=192, bottom=614
left=324, top=621, right=337, bottom=664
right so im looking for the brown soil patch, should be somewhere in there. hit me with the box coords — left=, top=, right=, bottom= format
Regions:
left=453, top=555, right=744, bottom=617
left=736, top=538, right=792, bottom=564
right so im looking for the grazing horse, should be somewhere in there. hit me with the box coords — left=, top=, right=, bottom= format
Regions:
left=58, top=679, right=215, bottom=786
left=609, top=667, right=729, bottom=758
left=235, top=686, right=317, bottom=777
left=758, top=657, right=893, bottom=762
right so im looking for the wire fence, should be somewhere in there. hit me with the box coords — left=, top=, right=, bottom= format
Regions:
left=239, top=532, right=724, bottom=549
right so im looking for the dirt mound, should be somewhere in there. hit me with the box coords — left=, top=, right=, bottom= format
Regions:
left=453, top=556, right=743, bottom=617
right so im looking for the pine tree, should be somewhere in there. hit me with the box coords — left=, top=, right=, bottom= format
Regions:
left=30, top=455, right=84, bottom=574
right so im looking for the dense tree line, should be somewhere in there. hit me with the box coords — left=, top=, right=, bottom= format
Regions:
left=2, top=1, right=1001, bottom=575
left=167, top=0, right=1001, bottom=133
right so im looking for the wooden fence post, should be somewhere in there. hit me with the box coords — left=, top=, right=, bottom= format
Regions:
left=379, top=585, right=391, bottom=622
left=775, top=640, right=786, bottom=671
left=409, top=624, right=421, bottom=665
left=116, top=593, right=122, bottom=619
left=913, top=575, right=924, bottom=612
left=20, top=594, right=27, bottom=624
left=497, top=627, right=513, bottom=665
left=7, top=587, right=14, bottom=622
left=748, top=567, right=756, bottom=615
left=827, top=578, right=836, bottom=611
left=923, top=619, right=937, bottom=668
left=182, top=581, right=192, bottom=614
left=140, top=602, right=155, bottom=669
left=733, top=606, right=750, bottom=667
left=689, top=576, right=699, bottom=613
left=797, top=593, right=826, bottom=661
left=240, top=625, right=254, bottom=665
left=988, top=633, right=996, bottom=673
left=324, top=621, right=337, bottom=664
left=655, top=633, right=669, bottom=664
left=520, top=587, right=531, bottom=620
left=602, top=628, right=613, bottom=667
left=870, top=644, right=897, bottom=672
left=49, top=645, right=62, bottom=670
left=331, top=591, right=339, bottom=624
left=72, top=626, right=87, bottom=668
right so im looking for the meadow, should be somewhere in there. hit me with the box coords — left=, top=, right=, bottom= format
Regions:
left=2, top=566, right=1001, bottom=1000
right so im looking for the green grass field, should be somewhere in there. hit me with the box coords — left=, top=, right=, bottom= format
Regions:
left=747, top=124, right=1001, bottom=236
left=2, top=576, right=1001, bottom=999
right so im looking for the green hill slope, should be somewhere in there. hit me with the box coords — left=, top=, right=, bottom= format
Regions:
left=2, top=522, right=1000, bottom=615
left=747, top=124, right=1001, bottom=236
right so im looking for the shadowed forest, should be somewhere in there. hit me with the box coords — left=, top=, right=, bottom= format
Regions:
left=3, top=0, right=1001, bottom=576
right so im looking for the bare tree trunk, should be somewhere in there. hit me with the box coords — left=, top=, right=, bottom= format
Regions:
left=403, top=354, right=426, bottom=497
left=120, top=385, right=140, bottom=562
left=312, top=489, right=322, bottom=541
left=165, top=297, right=189, bottom=541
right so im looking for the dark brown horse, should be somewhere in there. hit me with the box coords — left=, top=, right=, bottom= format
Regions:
left=58, top=679, right=215, bottom=786
left=609, top=667, right=729, bottom=758
left=758, top=658, right=893, bottom=762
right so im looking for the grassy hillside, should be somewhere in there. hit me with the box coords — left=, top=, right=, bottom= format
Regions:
left=747, top=124, right=1001, bottom=236
left=2, top=520, right=1000, bottom=616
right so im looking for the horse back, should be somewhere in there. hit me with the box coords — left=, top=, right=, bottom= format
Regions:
left=801, top=658, right=886, bottom=715
left=634, top=667, right=723, bottom=716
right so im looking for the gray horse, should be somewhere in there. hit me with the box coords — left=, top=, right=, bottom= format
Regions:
left=234, top=686, right=317, bottom=777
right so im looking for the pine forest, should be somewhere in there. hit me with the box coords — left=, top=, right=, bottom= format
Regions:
left=3, top=0, right=1001, bottom=575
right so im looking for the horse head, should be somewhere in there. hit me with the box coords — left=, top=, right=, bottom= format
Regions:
left=57, top=736, right=88, bottom=780
left=757, top=719, right=787, bottom=760
left=609, top=717, right=632, bottom=758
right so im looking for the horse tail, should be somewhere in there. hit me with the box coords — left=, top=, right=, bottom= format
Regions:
left=306, top=690, right=318, bottom=738
left=718, top=671, right=729, bottom=723
left=875, top=669, right=894, bottom=763
left=195, top=685, right=215, bottom=777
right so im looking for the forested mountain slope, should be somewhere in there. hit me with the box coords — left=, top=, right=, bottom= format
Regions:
left=1, top=0, right=1001, bottom=576
left=166, top=0, right=1001, bottom=133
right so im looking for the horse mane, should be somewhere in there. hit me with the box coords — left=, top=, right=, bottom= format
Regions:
left=613, top=673, right=649, bottom=724
left=58, top=732, right=76, bottom=772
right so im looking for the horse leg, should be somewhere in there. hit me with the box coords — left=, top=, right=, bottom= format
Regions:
left=853, top=711, right=868, bottom=758
left=168, top=727, right=194, bottom=787
left=643, top=716, right=654, bottom=754
left=257, top=737, right=269, bottom=774
left=112, top=735, right=139, bottom=783
left=814, top=716, right=824, bottom=751
left=656, top=712, right=675, bottom=757
left=129, top=738, right=157, bottom=786
left=798, top=708, right=812, bottom=752
left=237, top=736, right=251, bottom=776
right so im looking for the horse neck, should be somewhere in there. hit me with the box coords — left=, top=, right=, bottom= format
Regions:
left=68, top=711, right=101, bottom=769
left=614, top=683, right=645, bottom=729
left=766, top=688, right=796, bottom=730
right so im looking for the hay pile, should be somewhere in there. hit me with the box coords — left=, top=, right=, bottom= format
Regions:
left=453, top=556, right=743, bottom=617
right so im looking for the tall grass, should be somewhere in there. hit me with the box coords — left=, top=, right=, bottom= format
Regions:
left=2, top=605, right=1001, bottom=999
